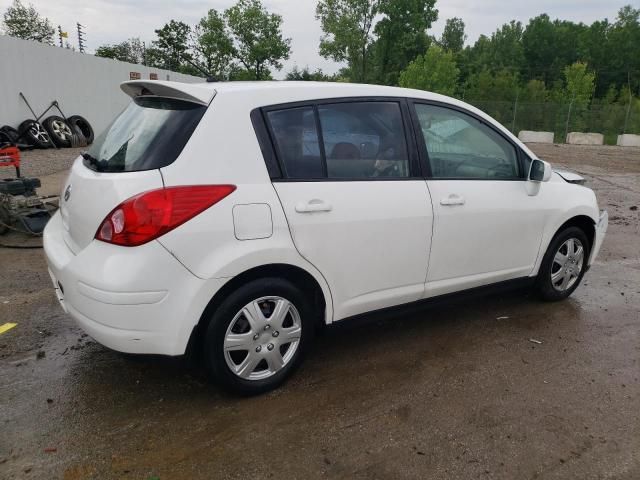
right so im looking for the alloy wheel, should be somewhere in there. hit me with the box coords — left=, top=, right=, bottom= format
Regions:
left=52, top=120, right=72, bottom=141
left=223, top=296, right=302, bottom=380
left=29, top=123, right=50, bottom=144
left=551, top=237, right=584, bottom=292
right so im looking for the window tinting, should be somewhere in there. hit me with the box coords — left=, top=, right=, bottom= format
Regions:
left=318, top=102, right=409, bottom=179
left=415, top=104, right=519, bottom=179
left=266, top=107, right=323, bottom=179
left=85, top=97, right=206, bottom=172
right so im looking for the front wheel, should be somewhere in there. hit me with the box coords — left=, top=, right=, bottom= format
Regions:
left=203, top=278, right=315, bottom=395
left=535, top=226, right=590, bottom=301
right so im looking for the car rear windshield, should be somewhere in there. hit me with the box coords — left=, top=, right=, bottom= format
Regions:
left=83, top=96, right=207, bottom=172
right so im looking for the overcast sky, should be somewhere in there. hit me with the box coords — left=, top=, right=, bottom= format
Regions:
left=0, top=0, right=632, bottom=78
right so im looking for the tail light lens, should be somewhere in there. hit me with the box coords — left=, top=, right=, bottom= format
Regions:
left=95, top=185, right=236, bottom=247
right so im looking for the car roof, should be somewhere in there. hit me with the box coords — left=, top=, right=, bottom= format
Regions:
left=120, top=80, right=539, bottom=161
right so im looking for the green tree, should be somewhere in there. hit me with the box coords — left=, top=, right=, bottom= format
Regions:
left=372, top=0, right=438, bottom=85
left=440, top=17, right=466, bottom=53
left=286, top=66, right=335, bottom=81
left=192, top=9, right=235, bottom=79
left=95, top=38, right=145, bottom=64
left=563, top=62, right=595, bottom=107
left=225, top=0, right=291, bottom=80
left=399, top=45, right=459, bottom=96
left=2, top=0, right=54, bottom=44
left=150, top=20, right=193, bottom=72
left=316, top=0, right=379, bottom=83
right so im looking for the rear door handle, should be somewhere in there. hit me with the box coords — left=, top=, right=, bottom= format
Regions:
left=295, top=199, right=333, bottom=213
left=440, top=194, right=465, bottom=206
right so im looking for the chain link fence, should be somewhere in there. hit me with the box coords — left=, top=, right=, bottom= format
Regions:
left=467, top=99, right=640, bottom=144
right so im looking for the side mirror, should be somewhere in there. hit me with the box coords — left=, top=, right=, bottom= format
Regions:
left=528, top=159, right=552, bottom=183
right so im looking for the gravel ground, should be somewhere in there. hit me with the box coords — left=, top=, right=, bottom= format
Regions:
left=15, top=147, right=82, bottom=178
left=0, top=144, right=639, bottom=480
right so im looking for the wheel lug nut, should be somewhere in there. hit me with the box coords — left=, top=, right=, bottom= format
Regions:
left=267, top=343, right=274, bottom=351
left=273, top=331, right=279, bottom=337
left=264, top=324, right=270, bottom=331
left=253, top=334, right=259, bottom=341
left=255, top=345, right=262, bottom=352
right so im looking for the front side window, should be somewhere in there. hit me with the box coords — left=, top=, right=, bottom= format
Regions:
left=414, top=104, right=520, bottom=179
left=319, top=102, right=409, bottom=179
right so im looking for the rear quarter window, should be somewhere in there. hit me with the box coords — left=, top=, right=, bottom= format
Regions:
left=84, top=97, right=207, bottom=172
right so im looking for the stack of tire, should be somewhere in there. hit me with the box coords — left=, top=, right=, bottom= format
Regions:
left=0, top=115, right=94, bottom=149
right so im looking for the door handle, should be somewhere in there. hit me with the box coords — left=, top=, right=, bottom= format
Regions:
left=440, top=194, right=465, bottom=206
left=295, top=199, right=333, bottom=213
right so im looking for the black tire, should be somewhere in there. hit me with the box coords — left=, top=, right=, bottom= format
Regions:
left=67, top=115, right=94, bottom=144
left=18, top=120, right=52, bottom=148
left=42, top=116, right=73, bottom=148
left=203, top=277, right=315, bottom=395
left=535, top=226, right=590, bottom=301
left=0, top=126, right=20, bottom=143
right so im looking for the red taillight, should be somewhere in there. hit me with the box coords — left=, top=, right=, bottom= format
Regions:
left=95, top=185, right=236, bottom=246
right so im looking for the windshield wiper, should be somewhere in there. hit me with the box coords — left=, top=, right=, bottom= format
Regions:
left=81, top=152, right=107, bottom=172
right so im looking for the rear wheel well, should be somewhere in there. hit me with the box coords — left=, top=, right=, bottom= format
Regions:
left=185, top=264, right=327, bottom=360
left=554, top=215, right=595, bottom=252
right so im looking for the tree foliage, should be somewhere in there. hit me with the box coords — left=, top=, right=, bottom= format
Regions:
left=316, top=0, right=379, bottom=82
left=95, top=38, right=145, bottom=64
left=2, top=0, right=54, bottom=44
left=440, top=17, right=466, bottom=53
left=399, top=45, right=459, bottom=96
left=192, top=9, right=235, bottom=80
left=373, top=0, right=438, bottom=85
left=286, top=66, right=338, bottom=81
left=149, top=20, right=193, bottom=72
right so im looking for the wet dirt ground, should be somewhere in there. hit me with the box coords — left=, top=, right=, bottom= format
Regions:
left=1, top=144, right=639, bottom=480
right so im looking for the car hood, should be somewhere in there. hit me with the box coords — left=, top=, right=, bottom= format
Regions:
left=554, top=168, right=585, bottom=185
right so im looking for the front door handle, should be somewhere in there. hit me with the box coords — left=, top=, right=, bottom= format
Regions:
left=295, top=199, right=333, bottom=213
left=440, top=194, right=465, bottom=206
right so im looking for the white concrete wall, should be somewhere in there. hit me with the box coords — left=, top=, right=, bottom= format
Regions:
left=566, top=132, right=604, bottom=145
left=617, top=134, right=640, bottom=147
left=518, top=131, right=554, bottom=144
left=0, top=35, right=203, bottom=136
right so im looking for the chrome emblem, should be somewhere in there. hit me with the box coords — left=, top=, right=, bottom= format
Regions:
left=64, top=184, right=72, bottom=202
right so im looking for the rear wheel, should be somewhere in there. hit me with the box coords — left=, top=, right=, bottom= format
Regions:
left=536, top=226, right=590, bottom=301
left=203, top=278, right=314, bottom=395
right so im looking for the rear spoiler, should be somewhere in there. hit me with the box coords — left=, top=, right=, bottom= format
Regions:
left=120, top=80, right=216, bottom=106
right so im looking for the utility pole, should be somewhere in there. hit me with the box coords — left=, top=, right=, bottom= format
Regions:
left=77, top=23, right=86, bottom=53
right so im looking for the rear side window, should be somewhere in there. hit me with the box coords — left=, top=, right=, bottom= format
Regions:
left=84, top=97, right=206, bottom=172
left=319, top=102, right=409, bottom=178
left=264, top=100, right=410, bottom=180
left=266, top=107, right=323, bottom=179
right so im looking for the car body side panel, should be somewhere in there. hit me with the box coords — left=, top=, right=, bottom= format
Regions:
left=529, top=181, right=600, bottom=275
left=158, top=95, right=334, bottom=323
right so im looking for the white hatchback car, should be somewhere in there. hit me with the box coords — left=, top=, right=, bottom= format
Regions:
left=44, top=81, right=608, bottom=394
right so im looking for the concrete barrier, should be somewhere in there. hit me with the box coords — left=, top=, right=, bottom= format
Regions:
left=566, top=132, right=604, bottom=145
left=617, top=134, right=640, bottom=147
left=518, top=131, right=554, bottom=144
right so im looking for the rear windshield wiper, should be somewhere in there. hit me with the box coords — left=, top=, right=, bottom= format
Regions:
left=81, top=152, right=107, bottom=172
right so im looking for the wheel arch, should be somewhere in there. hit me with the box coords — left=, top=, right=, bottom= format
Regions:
left=555, top=215, right=596, bottom=253
left=533, top=211, right=597, bottom=276
left=185, top=263, right=330, bottom=359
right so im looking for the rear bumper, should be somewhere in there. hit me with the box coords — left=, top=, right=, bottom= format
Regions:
left=43, top=212, right=225, bottom=355
left=588, top=210, right=608, bottom=265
